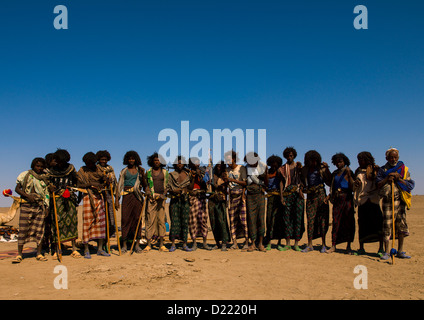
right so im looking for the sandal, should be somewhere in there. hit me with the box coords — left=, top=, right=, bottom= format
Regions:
left=84, top=252, right=91, bottom=259
left=281, top=245, right=291, bottom=251
left=143, top=246, right=152, bottom=253
left=320, top=246, right=328, bottom=253
left=396, top=251, right=411, bottom=259
left=301, top=246, right=313, bottom=253
left=380, top=253, right=390, bottom=260
left=97, top=250, right=111, bottom=257
left=12, top=255, right=23, bottom=264
left=36, top=254, right=48, bottom=262
left=159, top=246, right=169, bottom=252
left=182, top=245, right=192, bottom=252
left=71, top=250, right=82, bottom=258
left=293, top=245, right=302, bottom=252
left=169, top=245, right=176, bottom=252
left=357, top=248, right=366, bottom=255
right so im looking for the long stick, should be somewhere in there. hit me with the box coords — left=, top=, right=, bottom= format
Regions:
left=391, top=180, right=395, bottom=265
left=103, top=193, right=111, bottom=254
left=110, top=184, right=121, bottom=255
left=130, top=194, right=146, bottom=255
left=52, top=192, right=62, bottom=263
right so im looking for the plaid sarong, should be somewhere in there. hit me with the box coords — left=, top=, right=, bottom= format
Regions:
left=381, top=192, right=409, bottom=241
left=228, top=188, right=248, bottom=240
left=82, top=194, right=106, bottom=243
left=18, top=202, right=47, bottom=246
left=189, top=193, right=208, bottom=239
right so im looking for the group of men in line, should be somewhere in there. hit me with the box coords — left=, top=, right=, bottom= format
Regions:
left=9, top=146, right=414, bottom=263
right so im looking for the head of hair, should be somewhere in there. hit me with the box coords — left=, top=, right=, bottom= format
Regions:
left=188, top=157, right=200, bottom=169
left=96, top=150, right=111, bottom=162
left=53, top=148, right=71, bottom=165
left=147, top=152, right=165, bottom=168
left=45, top=153, right=54, bottom=166
left=385, top=148, right=399, bottom=158
left=224, top=150, right=239, bottom=163
left=31, top=157, right=46, bottom=169
left=123, top=151, right=142, bottom=166
left=244, top=152, right=259, bottom=165
left=266, top=155, right=283, bottom=167
left=213, top=160, right=226, bottom=176
left=82, top=152, right=98, bottom=165
left=173, top=155, right=187, bottom=170
left=331, top=152, right=350, bottom=167
left=357, top=151, right=375, bottom=166
left=283, top=147, right=297, bottom=160
left=304, top=150, right=322, bottom=167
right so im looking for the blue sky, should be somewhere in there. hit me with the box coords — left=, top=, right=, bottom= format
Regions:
left=0, top=0, right=423, bottom=206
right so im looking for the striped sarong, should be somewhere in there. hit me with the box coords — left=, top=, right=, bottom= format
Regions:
left=381, top=192, right=409, bottom=241
left=189, top=193, right=208, bottom=239
left=246, top=185, right=265, bottom=241
left=331, top=192, right=355, bottom=246
left=18, top=202, right=48, bottom=246
left=208, top=197, right=230, bottom=243
left=305, top=186, right=329, bottom=240
left=228, top=188, right=248, bottom=240
left=266, top=194, right=285, bottom=240
left=282, top=185, right=305, bottom=241
left=82, top=194, right=106, bottom=243
left=169, top=194, right=190, bottom=242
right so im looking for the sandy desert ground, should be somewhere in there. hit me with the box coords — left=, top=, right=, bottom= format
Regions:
left=0, top=196, right=423, bottom=301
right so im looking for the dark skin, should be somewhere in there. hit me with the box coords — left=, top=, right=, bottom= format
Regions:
left=279, top=152, right=303, bottom=248
left=354, top=156, right=384, bottom=254
left=145, top=157, right=166, bottom=252
left=327, top=158, right=355, bottom=254
left=377, top=151, right=407, bottom=255
left=223, top=154, right=248, bottom=250
left=266, top=160, right=283, bottom=250
left=169, top=160, right=190, bottom=250
left=48, top=158, right=80, bottom=257
left=188, top=161, right=212, bottom=250
left=79, top=160, right=109, bottom=256
left=14, top=161, right=47, bottom=260
left=246, top=160, right=268, bottom=252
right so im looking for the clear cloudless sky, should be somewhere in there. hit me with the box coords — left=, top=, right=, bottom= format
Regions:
left=0, top=0, right=423, bottom=206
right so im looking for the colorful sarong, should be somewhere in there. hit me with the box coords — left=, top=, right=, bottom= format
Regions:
left=189, top=193, right=208, bottom=239
left=331, top=192, right=355, bottom=246
left=169, top=194, right=190, bottom=242
left=18, top=202, right=47, bottom=246
left=282, top=185, right=305, bottom=241
left=305, top=186, right=329, bottom=240
left=82, top=194, right=106, bottom=243
left=51, top=194, right=78, bottom=244
left=228, top=188, right=248, bottom=240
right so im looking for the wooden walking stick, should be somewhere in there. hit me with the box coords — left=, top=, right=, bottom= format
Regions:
left=103, top=193, right=111, bottom=254
left=52, top=191, right=62, bottom=263
left=110, top=183, right=121, bottom=255
left=390, top=180, right=396, bottom=265
left=130, top=194, right=146, bottom=255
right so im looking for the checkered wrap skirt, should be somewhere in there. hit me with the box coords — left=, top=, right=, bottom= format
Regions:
left=82, top=194, right=106, bottom=243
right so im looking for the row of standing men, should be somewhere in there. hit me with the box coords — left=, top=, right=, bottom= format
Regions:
left=11, top=146, right=414, bottom=263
